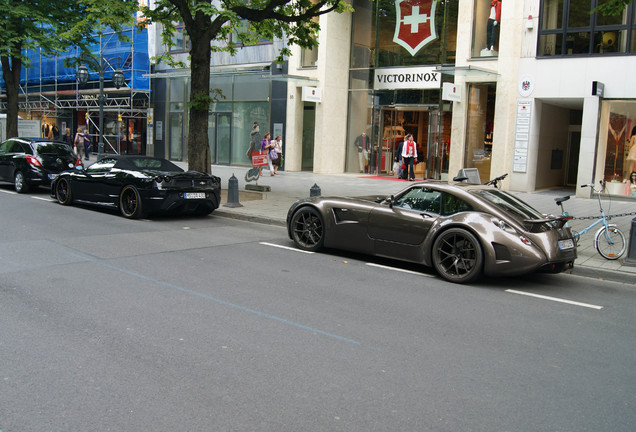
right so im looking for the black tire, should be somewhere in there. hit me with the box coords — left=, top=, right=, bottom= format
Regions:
left=432, top=228, right=483, bottom=284
left=290, top=206, right=325, bottom=252
left=119, top=185, right=144, bottom=219
left=55, top=178, right=73, bottom=205
left=595, top=225, right=626, bottom=260
left=14, top=171, right=29, bottom=193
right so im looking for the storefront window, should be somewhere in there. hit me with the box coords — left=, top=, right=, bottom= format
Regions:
left=472, top=0, right=502, bottom=57
left=599, top=100, right=636, bottom=196
left=464, top=83, right=496, bottom=183
left=538, top=0, right=634, bottom=56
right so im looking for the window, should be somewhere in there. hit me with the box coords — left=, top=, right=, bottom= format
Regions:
left=538, top=0, right=636, bottom=56
left=87, top=158, right=117, bottom=172
left=230, top=19, right=272, bottom=47
left=169, top=24, right=190, bottom=52
left=394, top=187, right=442, bottom=213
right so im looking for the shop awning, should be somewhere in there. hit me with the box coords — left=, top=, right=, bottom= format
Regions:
left=435, top=65, right=499, bottom=80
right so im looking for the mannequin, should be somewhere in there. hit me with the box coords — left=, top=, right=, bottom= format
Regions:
left=626, top=126, right=636, bottom=173
left=487, top=0, right=502, bottom=51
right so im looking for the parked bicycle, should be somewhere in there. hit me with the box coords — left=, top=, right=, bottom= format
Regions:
left=554, top=183, right=626, bottom=260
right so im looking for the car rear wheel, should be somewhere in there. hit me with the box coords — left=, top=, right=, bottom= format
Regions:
left=290, top=206, right=325, bottom=252
left=432, top=228, right=483, bottom=284
left=14, top=171, right=29, bottom=193
left=55, top=178, right=73, bottom=205
left=119, top=185, right=144, bottom=219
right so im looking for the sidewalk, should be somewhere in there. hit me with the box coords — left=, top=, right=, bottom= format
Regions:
left=188, top=162, right=636, bottom=284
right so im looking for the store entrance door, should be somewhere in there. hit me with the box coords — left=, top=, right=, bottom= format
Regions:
left=378, top=106, right=446, bottom=179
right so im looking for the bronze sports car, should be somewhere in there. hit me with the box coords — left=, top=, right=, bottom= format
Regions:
left=287, top=181, right=577, bottom=283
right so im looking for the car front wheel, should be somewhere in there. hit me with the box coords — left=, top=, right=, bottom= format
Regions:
left=290, top=206, right=325, bottom=252
left=55, top=178, right=73, bottom=205
left=14, top=171, right=29, bottom=193
left=119, top=185, right=144, bottom=219
left=432, top=228, right=483, bottom=284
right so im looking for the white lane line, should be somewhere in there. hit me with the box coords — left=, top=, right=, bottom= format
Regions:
left=506, top=289, right=603, bottom=310
left=260, top=242, right=314, bottom=254
left=0, top=189, right=17, bottom=195
left=31, top=196, right=54, bottom=202
left=366, top=262, right=435, bottom=277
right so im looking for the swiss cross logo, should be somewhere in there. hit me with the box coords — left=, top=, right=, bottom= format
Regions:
left=393, top=0, right=438, bottom=56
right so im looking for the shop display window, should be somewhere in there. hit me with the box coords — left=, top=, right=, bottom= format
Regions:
left=538, top=0, right=635, bottom=56
left=599, top=100, right=636, bottom=197
left=464, top=83, right=496, bottom=183
left=472, top=0, right=502, bottom=58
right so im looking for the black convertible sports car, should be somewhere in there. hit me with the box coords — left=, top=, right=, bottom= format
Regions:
left=287, top=180, right=577, bottom=284
left=51, top=155, right=221, bottom=218
left=0, top=138, right=80, bottom=193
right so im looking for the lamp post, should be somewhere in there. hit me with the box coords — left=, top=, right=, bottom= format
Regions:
left=77, top=60, right=125, bottom=158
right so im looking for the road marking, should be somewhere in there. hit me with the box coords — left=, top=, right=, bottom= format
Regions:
left=31, top=196, right=53, bottom=202
left=506, top=289, right=603, bottom=310
left=68, top=252, right=362, bottom=347
left=0, top=189, right=17, bottom=195
left=366, top=262, right=435, bottom=277
left=260, top=242, right=314, bottom=254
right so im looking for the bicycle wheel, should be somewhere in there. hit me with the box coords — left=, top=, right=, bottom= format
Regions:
left=594, top=225, right=626, bottom=260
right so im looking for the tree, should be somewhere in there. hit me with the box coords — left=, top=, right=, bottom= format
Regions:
left=0, top=0, right=138, bottom=138
left=595, top=0, right=632, bottom=16
left=140, top=0, right=350, bottom=174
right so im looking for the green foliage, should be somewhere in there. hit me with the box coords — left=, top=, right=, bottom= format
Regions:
left=189, top=89, right=226, bottom=111
left=594, top=0, right=632, bottom=16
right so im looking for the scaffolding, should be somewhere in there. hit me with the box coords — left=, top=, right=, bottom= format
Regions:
left=0, top=25, right=151, bottom=153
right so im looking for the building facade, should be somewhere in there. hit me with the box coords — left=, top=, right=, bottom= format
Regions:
left=0, top=25, right=151, bottom=154
left=151, top=0, right=636, bottom=199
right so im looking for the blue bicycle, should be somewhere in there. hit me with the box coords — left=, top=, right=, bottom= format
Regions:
left=555, top=183, right=626, bottom=260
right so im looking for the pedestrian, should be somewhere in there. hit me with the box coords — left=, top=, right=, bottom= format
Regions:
left=74, top=127, right=85, bottom=160
left=401, top=134, right=418, bottom=181
left=82, top=129, right=91, bottom=160
left=63, top=128, right=73, bottom=147
left=271, top=134, right=283, bottom=175
left=261, top=132, right=274, bottom=176
left=246, top=122, right=261, bottom=160
left=395, top=138, right=405, bottom=179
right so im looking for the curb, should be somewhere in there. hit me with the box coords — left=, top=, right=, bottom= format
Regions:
left=214, top=209, right=286, bottom=227
left=566, top=266, right=636, bottom=285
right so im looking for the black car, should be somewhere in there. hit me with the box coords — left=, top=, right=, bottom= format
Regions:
left=51, top=155, right=222, bottom=218
left=0, top=137, right=79, bottom=193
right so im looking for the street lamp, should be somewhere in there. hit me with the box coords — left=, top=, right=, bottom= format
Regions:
left=77, top=60, right=126, bottom=158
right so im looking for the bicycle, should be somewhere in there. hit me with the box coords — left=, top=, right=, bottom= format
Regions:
left=554, top=182, right=626, bottom=260
left=484, top=173, right=508, bottom=188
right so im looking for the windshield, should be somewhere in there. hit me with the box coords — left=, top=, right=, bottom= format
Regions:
left=123, top=157, right=184, bottom=172
left=35, top=142, right=74, bottom=156
left=474, top=189, right=544, bottom=221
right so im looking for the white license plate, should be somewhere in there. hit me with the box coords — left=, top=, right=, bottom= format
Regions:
left=48, top=174, right=58, bottom=180
left=558, top=239, right=575, bottom=250
left=184, top=192, right=206, bottom=199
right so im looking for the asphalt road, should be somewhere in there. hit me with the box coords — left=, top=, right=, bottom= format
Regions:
left=1, top=185, right=635, bottom=432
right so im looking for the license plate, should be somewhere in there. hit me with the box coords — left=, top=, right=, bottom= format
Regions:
left=48, top=174, right=58, bottom=180
left=558, top=239, right=575, bottom=250
left=184, top=192, right=206, bottom=199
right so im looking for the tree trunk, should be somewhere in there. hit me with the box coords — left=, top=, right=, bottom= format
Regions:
left=186, top=33, right=212, bottom=174
left=1, top=55, right=21, bottom=139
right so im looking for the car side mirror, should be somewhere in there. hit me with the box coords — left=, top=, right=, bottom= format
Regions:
left=387, top=195, right=395, bottom=208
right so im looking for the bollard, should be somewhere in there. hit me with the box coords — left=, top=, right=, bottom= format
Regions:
left=310, top=183, right=321, bottom=197
left=223, top=174, right=243, bottom=208
left=625, top=217, right=636, bottom=266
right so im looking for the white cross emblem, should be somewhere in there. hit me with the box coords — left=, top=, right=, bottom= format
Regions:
left=403, top=6, right=431, bottom=33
